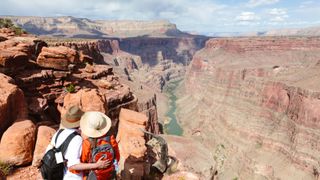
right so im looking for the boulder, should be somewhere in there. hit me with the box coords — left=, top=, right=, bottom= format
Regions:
left=60, top=89, right=106, bottom=114
left=32, top=125, right=56, bottom=167
left=0, top=49, right=28, bottom=68
left=0, top=120, right=36, bottom=166
left=0, top=73, right=28, bottom=136
left=117, top=108, right=148, bottom=179
left=37, top=46, right=79, bottom=70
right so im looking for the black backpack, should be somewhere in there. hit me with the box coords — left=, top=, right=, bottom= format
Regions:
left=40, top=129, right=78, bottom=180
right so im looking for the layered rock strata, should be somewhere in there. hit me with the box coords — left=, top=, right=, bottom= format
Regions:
left=2, top=16, right=186, bottom=38
left=177, top=37, right=320, bottom=179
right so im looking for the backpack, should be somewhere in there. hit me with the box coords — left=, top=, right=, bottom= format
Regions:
left=87, top=136, right=116, bottom=180
left=40, top=129, right=78, bottom=180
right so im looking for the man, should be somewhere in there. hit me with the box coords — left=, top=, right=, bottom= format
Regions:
left=46, top=105, right=110, bottom=180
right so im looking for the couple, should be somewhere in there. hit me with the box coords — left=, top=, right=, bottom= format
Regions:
left=45, top=105, right=120, bottom=180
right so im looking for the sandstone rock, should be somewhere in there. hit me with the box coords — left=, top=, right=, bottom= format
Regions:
left=0, top=28, right=15, bottom=39
left=36, top=46, right=79, bottom=70
left=79, top=51, right=94, bottom=64
left=32, top=125, right=56, bottom=167
left=0, top=73, right=27, bottom=136
left=61, top=89, right=106, bottom=114
left=0, top=49, right=28, bottom=68
left=0, top=120, right=36, bottom=166
left=163, top=171, right=200, bottom=180
left=117, top=108, right=148, bottom=179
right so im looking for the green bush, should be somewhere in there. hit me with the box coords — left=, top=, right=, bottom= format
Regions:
left=65, top=84, right=76, bottom=93
left=0, top=18, right=26, bottom=35
left=0, top=161, right=13, bottom=176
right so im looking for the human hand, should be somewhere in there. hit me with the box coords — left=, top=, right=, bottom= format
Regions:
left=95, top=156, right=111, bottom=169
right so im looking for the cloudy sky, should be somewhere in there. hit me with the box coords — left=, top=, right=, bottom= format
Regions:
left=1, top=0, right=320, bottom=34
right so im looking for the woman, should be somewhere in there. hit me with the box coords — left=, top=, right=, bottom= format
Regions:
left=79, top=111, right=120, bottom=180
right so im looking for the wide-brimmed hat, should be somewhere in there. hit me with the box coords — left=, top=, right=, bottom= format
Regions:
left=80, top=111, right=112, bottom=138
left=60, top=105, right=84, bottom=129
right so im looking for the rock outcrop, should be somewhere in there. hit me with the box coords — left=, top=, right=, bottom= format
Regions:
left=36, top=46, right=80, bottom=70
left=32, top=125, right=56, bottom=167
left=0, top=120, right=36, bottom=166
left=0, top=73, right=27, bottom=137
left=116, top=108, right=149, bottom=179
left=177, top=37, right=320, bottom=179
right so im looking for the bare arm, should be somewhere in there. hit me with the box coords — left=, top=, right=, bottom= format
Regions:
left=69, top=157, right=111, bottom=171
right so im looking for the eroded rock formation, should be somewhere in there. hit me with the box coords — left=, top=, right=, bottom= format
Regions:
left=177, top=37, right=320, bottom=179
left=117, top=108, right=149, bottom=179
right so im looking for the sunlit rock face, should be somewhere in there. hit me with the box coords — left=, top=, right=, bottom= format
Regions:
left=2, top=16, right=187, bottom=38
left=177, top=37, right=320, bottom=180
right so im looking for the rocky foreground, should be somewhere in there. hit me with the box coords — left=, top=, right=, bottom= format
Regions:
left=177, top=37, right=320, bottom=179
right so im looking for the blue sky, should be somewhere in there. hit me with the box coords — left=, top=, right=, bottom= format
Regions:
left=1, top=0, right=320, bottom=34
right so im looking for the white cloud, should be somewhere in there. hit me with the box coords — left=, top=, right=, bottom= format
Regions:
left=236, top=12, right=260, bottom=21
left=247, top=0, right=280, bottom=7
left=268, top=8, right=288, bottom=22
left=0, top=0, right=319, bottom=34
left=269, top=8, right=287, bottom=15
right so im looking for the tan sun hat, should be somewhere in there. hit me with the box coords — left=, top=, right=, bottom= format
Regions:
left=80, top=111, right=112, bottom=138
left=60, top=105, right=84, bottom=129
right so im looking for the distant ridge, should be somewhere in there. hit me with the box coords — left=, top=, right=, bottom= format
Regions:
left=0, top=16, right=193, bottom=38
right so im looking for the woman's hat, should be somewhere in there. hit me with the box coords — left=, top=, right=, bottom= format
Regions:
left=80, top=111, right=112, bottom=138
left=60, top=105, right=84, bottom=129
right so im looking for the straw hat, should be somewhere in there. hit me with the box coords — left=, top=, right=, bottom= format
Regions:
left=80, top=111, right=112, bottom=138
left=60, top=105, right=84, bottom=129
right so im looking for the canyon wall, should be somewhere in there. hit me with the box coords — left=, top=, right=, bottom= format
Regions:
left=177, top=37, right=320, bottom=179
left=1, top=16, right=188, bottom=38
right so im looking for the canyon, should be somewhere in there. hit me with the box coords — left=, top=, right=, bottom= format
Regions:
left=177, top=37, right=320, bottom=179
left=1, top=16, right=320, bottom=180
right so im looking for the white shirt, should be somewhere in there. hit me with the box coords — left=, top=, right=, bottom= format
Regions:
left=47, top=128, right=83, bottom=180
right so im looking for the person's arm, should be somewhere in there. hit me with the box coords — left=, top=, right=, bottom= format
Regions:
left=45, top=132, right=57, bottom=152
left=69, top=157, right=111, bottom=171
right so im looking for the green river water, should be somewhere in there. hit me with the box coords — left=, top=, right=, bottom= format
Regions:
left=164, top=80, right=183, bottom=136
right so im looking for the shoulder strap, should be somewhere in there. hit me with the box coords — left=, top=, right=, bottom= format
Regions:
left=58, top=131, right=79, bottom=155
left=54, top=129, right=64, bottom=147
left=104, top=136, right=111, bottom=142
left=89, top=138, right=97, bottom=163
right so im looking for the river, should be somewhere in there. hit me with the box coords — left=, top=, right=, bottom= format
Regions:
left=163, top=80, right=183, bottom=136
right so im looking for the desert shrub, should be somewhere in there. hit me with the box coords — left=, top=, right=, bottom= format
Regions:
left=65, top=84, right=76, bottom=93
left=0, top=18, right=27, bottom=35
left=0, top=161, right=14, bottom=176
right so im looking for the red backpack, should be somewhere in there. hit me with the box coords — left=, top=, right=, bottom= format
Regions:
left=87, top=136, right=116, bottom=180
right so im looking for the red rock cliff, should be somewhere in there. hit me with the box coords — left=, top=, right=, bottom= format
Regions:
left=178, top=37, right=320, bottom=179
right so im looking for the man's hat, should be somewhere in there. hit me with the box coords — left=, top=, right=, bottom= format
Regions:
left=60, top=105, right=84, bottom=129
left=80, top=111, right=112, bottom=138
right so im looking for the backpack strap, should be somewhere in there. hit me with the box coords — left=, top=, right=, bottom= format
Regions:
left=58, top=131, right=79, bottom=155
left=54, top=129, right=64, bottom=147
left=88, top=138, right=97, bottom=163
